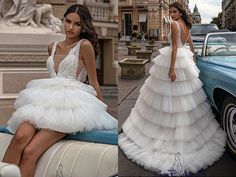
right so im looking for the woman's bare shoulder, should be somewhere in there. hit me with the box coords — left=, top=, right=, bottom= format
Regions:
left=79, top=39, right=95, bottom=61
left=80, top=39, right=93, bottom=48
left=170, top=21, right=178, bottom=31
left=80, top=39, right=94, bottom=53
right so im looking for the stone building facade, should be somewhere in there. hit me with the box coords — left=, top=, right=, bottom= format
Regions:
left=118, top=0, right=189, bottom=41
left=222, top=0, right=236, bottom=31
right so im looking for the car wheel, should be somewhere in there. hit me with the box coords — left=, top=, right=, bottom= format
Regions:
left=221, top=96, right=236, bottom=157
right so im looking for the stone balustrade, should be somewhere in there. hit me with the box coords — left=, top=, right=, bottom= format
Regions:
left=84, top=1, right=114, bottom=22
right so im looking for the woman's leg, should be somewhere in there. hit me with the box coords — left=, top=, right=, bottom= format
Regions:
left=20, top=129, right=66, bottom=177
left=2, top=122, right=37, bottom=165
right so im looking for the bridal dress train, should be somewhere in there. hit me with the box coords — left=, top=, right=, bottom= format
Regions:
left=7, top=39, right=117, bottom=134
left=118, top=22, right=226, bottom=175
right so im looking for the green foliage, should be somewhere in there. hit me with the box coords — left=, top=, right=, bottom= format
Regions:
left=148, top=39, right=155, bottom=44
left=210, top=12, right=223, bottom=29
left=136, top=33, right=142, bottom=39
left=132, top=32, right=137, bottom=37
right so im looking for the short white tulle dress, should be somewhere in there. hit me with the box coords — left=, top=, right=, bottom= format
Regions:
left=7, top=39, right=117, bottom=134
left=118, top=21, right=226, bottom=175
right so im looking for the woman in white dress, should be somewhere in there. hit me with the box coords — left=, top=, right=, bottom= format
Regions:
left=2, top=4, right=117, bottom=177
left=119, top=2, right=226, bottom=176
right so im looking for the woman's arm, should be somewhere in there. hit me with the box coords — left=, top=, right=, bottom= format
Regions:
left=48, top=42, right=54, bottom=56
left=80, top=40, right=104, bottom=101
left=188, top=34, right=196, bottom=62
left=169, top=22, right=178, bottom=81
left=188, top=34, right=195, bottom=53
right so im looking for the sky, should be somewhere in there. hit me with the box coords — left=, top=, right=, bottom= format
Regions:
left=188, top=0, right=222, bottom=23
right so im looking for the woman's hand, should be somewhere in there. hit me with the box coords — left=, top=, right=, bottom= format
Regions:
left=168, top=68, right=176, bottom=81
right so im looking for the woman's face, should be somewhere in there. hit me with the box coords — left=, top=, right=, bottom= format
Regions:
left=169, top=7, right=181, bottom=21
left=64, top=12, right=82, bottom=39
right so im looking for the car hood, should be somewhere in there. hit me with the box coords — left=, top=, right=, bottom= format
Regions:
left=208, top=56, right=236, bottom=69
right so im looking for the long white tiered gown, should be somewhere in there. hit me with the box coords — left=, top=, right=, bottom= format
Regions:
left=118, top=21, right=226, bottom=175
left=7, top=39, right=117, bottom=134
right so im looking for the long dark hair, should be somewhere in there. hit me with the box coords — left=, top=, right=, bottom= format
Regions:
left=169, top=2, right=192, bottom=29
left=64, top=4, right=99, bottom=57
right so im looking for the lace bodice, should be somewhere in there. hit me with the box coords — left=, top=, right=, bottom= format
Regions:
left=168, top=21, right=189, bottom=48
left=46, top=39, right=87, bottom=82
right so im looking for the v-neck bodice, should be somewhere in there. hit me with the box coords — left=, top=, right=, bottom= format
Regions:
left=46, top=39, right=88, bottom=82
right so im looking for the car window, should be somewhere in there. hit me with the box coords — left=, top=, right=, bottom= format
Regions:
left=191, top=25, right=219, bottom=35
left=206, top=33, right=236, bottom=56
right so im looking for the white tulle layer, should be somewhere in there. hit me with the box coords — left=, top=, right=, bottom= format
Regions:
left=149, top=46, right=199, bottom=82
left=119, top=46, right=226, bottom=175
left=7, top=78, right=117, bottom=133
left=155, top=47, right=194, bottom=68
left=134, top=98, right=211, bottom=128
left=122, top=110, right=223, bottom=152
left=119, top=131, right=225, bottom=175
left=140, top=86, right=207, bottom=113
left=143, top=76, right=203, bottom=96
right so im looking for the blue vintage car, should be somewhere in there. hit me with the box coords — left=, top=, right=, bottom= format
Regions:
left=196, top=32, right=236, bottom=157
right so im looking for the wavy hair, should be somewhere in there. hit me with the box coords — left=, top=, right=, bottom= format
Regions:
left=64, top=4, right=99, bottom=57
left=169, top=2, right=192, bottom=29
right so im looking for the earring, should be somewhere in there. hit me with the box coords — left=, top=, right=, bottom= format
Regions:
left=82, top=29, right=85, bottom=33
left=180, top=14, right=182, bottom=16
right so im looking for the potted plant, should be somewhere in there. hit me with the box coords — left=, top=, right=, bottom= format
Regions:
left=132, top=32, right=137, bottom=38
left=136, top=33, right=142, bottom=40
left=148, top=39, right=155, bottom=45
left=130, top=31, right=138, bottom=42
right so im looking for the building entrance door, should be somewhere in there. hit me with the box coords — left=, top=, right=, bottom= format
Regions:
left=123, top=13, right=132, bottom=36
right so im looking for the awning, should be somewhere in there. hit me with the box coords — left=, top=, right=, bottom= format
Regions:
left=139, top=13, right=147, bottom=22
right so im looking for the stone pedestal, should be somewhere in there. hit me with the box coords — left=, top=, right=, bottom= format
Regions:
left=127, top=46, right=141, bottom=56
left=145, top=45, right=156, bottom=52
left=161, top=41, right=171, bottom=47
left=0, top=31, right=65, bottom=123
left=125, top=41, right=131, bottom=46
left=118, top=58, right=148, bottom=79
left=136, top=50, right=152, bottom=62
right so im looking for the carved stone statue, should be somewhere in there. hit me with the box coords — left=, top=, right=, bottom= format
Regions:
left=34, top=4, right=62, bottom=32
left=0, top=0, right=62, bottom=33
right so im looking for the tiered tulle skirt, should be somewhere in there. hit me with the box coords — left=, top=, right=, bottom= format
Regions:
left=7, top=77, right=117, bottom=134
left=118, top=46, right=226, bottom=176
